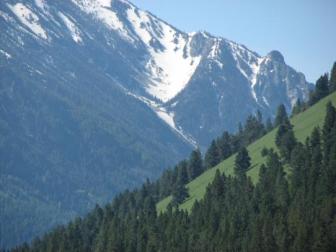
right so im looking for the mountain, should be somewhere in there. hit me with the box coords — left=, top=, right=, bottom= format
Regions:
left=0, top=0, right=312, bottom=248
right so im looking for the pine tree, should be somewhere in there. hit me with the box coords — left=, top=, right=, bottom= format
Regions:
left=176, top=160, right=189, bottom=185
left=217, top=131, right=232, bottom=160
left=329, top=62, right=336, bottom=91
left=210, top=170, right=225, bottom=198
left=171, top=184, right=189, bottom=206
left=274, top=104, right=289, bottom=127
left=204, top=140, right=220, bottom=169
left=316, top=74, right=330, bottom=98
left=310, top=74, right=329, bottom=104
left=275, top=120, right=297, bottom=161
left=188, top=149, right=203, bottom=179
left=243, top=114, right=266, bottom=144
left=234, top=147, right=251, bottom=177
left=308, top=127, right=322, bottom=202
left=322, top=102, right=336, bottom=165
left=320, top=102, right=336, bottom=197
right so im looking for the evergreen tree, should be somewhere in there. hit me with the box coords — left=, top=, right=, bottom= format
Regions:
left=261, top=147, right=269, bottom=157
left=274, top=104, right=289, bottom=127
left=329, top=62, right=336, bottom=91
left=289, top=143, right=307, bottom=192
left=320, top=102, right=336, bottom=197
left=243, top=114, right=266, bottom=144
left=316, top=74, right=330, bottom=98
left=217, top=131, right=232, bottom=160
left=234, top=147, right=251, bottom=177
left=308, top=127, right=322, bottom=201
left=188, top=149, right=203, bottom=179
left=275, top=120, right=297, bottom=161
left=322, top=102, right=336, bottom=165
left=171, top=184, right=189, bottom=207
left=310, top=74, right=329, bottom=104
left=209, top=170, right=225, bottom=198
left=204, top=140, right=220, bottom=169
left=176, top=160, right=189, bottom=185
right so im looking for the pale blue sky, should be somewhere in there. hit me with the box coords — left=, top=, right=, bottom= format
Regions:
left=131, top=0, right=336, bottom=83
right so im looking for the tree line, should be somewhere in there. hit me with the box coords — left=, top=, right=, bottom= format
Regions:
left=292, top=62, right=336, bottom=115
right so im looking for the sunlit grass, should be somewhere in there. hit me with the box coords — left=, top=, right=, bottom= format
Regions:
left=157, top=92, right=336, bottom=213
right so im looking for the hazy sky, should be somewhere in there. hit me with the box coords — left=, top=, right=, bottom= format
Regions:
left=131, top=0, right=336, bottom=83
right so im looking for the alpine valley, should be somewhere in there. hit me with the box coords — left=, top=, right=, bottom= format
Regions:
left=0, top=0, right=312, bottom=248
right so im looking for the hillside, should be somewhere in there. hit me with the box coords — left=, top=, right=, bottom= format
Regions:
left=157, top=91, right=336, bottom=212
left=12, top=91, right=336, bottom=251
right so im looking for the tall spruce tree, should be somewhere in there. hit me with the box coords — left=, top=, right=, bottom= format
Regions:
left=204, top=140, right=220, bottom=169
left=234, top=147, right=251, bottom=177
left=322, top=102, right=336, bottom=165
left=274, top=104, right=289, bottom=127
left=243, top=114, right=266, bottom=144
left=217, top=131, right=232, bottom=160
left=275, top=120, right=297, bottom=161
left=329, top=62, right=336, bottom=91
left=176, top=160, right=189, bottom=185
left=310, top=74, right=329, bottom=105
left=171, top=183, right=189, bottom=207
left=188, top=149, right=203, bottom=179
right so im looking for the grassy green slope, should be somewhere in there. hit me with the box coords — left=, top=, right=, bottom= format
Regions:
left=157, top=92, right=336, bottom=213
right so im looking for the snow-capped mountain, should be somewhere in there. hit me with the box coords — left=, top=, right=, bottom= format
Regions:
left=0, top=0, right=312, bottom=247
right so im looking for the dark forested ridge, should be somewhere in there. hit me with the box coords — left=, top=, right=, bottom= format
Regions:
left=7, top=67, right=336, bottom=252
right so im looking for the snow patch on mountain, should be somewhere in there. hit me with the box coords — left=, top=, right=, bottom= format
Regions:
left=146, top=34, right=200, bottom=102
left=250, top=58, right=264, bottom=102
left=126, top=5, right=152, bottom=44
left=35, top=0, right=47, bottom=11
left=96, top=0, right=112, bottom=7
left=71, top=0, right=130, bottom=40
left=209, top=39, right=220, bottom=58
left=126, top=6, right=202, bottom=102
left=209, top=39, right=224, bottom=69
left=146, top=34, right=201, bottom=102
left=7, top=3, right=48, bottom=40
left=251, top=58, right=263, bottom=87
left=58, top=12, right=82, bottom=43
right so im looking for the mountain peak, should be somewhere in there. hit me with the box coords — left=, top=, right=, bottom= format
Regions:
left=267, top=50, right=285, bottom=63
